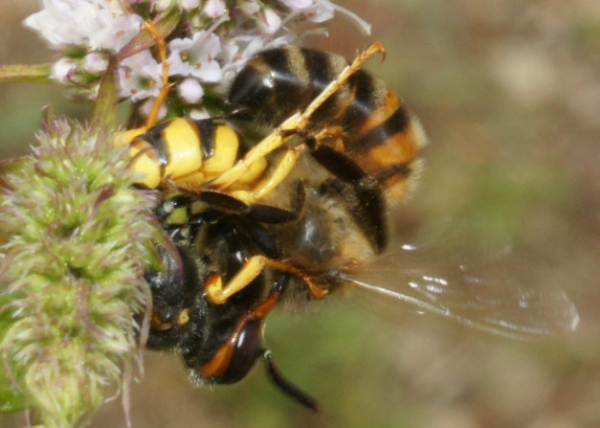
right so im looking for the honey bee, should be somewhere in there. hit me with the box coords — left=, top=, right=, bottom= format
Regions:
left=210, top=43, right=426, bottom=252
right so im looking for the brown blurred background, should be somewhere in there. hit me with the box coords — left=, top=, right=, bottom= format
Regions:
left=1, top=1, right=599, bottom=427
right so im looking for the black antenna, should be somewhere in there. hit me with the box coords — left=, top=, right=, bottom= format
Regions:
left=262, top=350, right=321, bottom=412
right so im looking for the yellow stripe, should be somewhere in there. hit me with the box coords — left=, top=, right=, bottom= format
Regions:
left=202, top=125, right=240, bottom=177
left=127, top=141, right=161, bottom=188
left=163, top=118, right=202, bottom=179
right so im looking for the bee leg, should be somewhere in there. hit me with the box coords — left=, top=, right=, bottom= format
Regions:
left=209, top=42, right=385, bottom=191
left=263, top=258, right=329, bottom=299
left=201, top=273, right=320, bottom=410
left=311, top=145, right=388, bottom=252
left=141, top=20, right=172, bottom=128
left=234, top=218, right=281, bottom=259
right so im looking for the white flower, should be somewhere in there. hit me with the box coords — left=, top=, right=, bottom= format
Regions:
left=280, top=0, right=314, bottom=10
left=310, top=1, right=370, bottom=32
left=238, top=0, right=260, bottom=15
left=139, top=98, right=167, bottom=120
left=152, top=0, right=178, bottom=11
left=23, top=0, right=142, bottom=52
left=258, top=8, right=282, bottom=34
left=203, top=0, right=227, bottom=18
left=178, top=78, right=204, bottom=104
left=168, top=31, right=223, bottom=82
left=117, top=51, right=164, bottom=101
left=189, top=109, right=211, bottom=120
left=303, top=2, right=334, bottom=23
left=23, top=0, right=371, bottom=109
left=84, top=53, right=109, bottom=73
left=51, top=58, right=77, bottom=84
left=180, top=0, right=200, bottom=9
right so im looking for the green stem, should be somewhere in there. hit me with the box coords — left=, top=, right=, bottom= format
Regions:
left=0, top=64, right=52, bottom=83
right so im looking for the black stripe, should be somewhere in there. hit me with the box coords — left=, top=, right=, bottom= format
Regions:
left=261, top=48, right=300, bottom=121
left=261, top=48, right=296, bottom=92
left=311, top=145, right=366, bottom=182
left=341, top=71, right=381, bottom=130
left=350, top=105, right=411, bottom=152
left=375, top=162, right=412, bottom=182
left=227, top=65, right=271, bottom=109
left=142, top=120, right=171, bottom=176
left=301, top=48, right=338, bottom=101
left=195, top=119, right=217, bottom=160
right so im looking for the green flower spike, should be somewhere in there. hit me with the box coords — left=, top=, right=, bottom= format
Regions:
left=0, top=118, right=159, bottom=427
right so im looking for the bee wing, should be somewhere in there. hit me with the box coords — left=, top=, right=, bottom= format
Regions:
left=342, top=243, right=580, bottom=339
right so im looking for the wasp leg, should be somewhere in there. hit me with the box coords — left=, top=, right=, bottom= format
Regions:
left=231, top=145, right=306, bottom=204
left=200, top=273, right=320, bottom=410
left=206, top=252, right=327, bottom=305
left=158, top=191, right=298, bottom=225
left=208, top=42, right=385, bottom=192
left=313, top=145, right=388, bottom=252
left=299, top=42, right=385, bottom=123
left=197, top=191, right=297, bottom=223
left=205, top=255, right=266, bottom=305
left=141, top=20, right=172, bottom=128
left=207, top=122, right=296, bottom=190
left=201, top=273, right=288, bottom=378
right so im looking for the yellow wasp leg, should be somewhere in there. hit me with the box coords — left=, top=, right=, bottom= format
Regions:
left=207, top=115, right=301, bottom=190
left=142, top=20, right=171, bottom=128
left=205, top=255, right=266, bottom=305
left=231, top=145, right=306, bottom=204
left=208, top=42, right=385, bottom=191
left=300, top=42, right=385, bottom=125
left=205, top=254, right=329, bottom=305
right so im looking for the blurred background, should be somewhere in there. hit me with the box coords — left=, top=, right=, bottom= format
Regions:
left=1, top=1, right=598, bottom=427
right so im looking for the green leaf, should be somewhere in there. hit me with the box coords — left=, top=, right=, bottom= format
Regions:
left=0, top=64, right=52, bottom=83
left=91, top=57, right=119, bottom=130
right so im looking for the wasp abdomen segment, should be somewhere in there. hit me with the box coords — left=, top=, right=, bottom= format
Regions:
left=122, top=118, right=266, bottom=189
left=228, top=45, right=427, bottom=203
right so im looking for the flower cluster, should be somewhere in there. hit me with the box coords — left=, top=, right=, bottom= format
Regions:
left=0, top=119, right=159, bottom=427
left=24, top=0, right=370, bottom=117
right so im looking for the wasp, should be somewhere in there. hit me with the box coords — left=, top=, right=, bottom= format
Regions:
left=145, top=189, right=321, bottom=410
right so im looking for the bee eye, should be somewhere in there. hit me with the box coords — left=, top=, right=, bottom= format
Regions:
left=220, top=318, right=263, bottom=384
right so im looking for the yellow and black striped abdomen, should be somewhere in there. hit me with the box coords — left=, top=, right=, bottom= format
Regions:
left=228, top=45, right=426, bottom=203
left=120, top=118, right=265, bottom=190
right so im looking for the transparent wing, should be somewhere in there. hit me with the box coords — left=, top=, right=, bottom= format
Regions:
left=341, top=240, right=580, bottom=339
